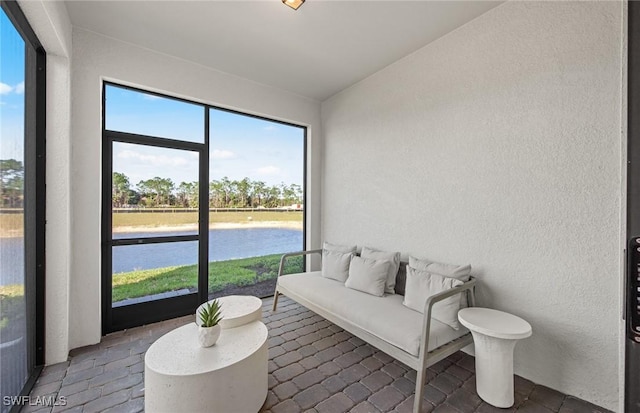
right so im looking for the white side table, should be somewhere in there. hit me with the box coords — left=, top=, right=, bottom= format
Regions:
left=458, top=307, right=532, bottom=408
left=146, top=295, right=267, bottom=413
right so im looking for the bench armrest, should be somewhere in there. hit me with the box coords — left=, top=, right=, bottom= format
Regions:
left=278, top=249, right=323, bottom=277
left=418, top=277, right=477, bottom=362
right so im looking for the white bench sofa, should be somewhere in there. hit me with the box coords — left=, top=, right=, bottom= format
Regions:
left=272, top=247, right=477, bottom=413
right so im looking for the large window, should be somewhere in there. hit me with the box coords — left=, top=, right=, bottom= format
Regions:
left=103, top=83, right=305, bottom=332
left=0, top=0, right=46, bottom=410
left=208, top=108, right=305, bottom=298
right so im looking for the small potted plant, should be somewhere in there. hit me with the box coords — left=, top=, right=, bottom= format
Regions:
left=197, top=299, right=223, bottom=347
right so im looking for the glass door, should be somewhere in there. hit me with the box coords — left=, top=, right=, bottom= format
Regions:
left=102, top=83, right=208, bottom=333
left=0, top=1, right=46, bottom=410
left=0, top=8, right=29, bottom=408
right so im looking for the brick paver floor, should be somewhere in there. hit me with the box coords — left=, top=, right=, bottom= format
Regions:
left=24, top=296, right=612, bottom=413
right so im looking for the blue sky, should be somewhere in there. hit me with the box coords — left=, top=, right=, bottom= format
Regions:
left=0, top=9, right=26, bottom=164
left=107, top=85, right=305, bottom=189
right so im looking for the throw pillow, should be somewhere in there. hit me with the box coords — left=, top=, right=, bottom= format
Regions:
left=403, top=266, right=463, bottom=330
left=323, top=241, right=357, bottom=254
left=408, top=256, right=471, bottom=281
left=345, top=256, right=390, bottom=297
left=321, top=250, right=353, bottom=282
left=360, top=246, right=400, bottom=294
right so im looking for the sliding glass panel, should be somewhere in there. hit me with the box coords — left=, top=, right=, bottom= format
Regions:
left=208, top=109, right=304, bottom=298
left=112, top=142, right=199, bottom=238
left=0, top=7, right=28, bottom=411
left=112, top=241, right=198, bottom=306
left=105, top=84, right=204, bottom=143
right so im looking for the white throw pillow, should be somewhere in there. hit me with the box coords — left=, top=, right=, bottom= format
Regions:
left=345, top=256, right=390, bottom=297
left=408, top=256, right=471, bottom=281
left=403, top=266, right=463, bottom=330
left=321, top=250, right=353, bottom=282
left=360, top=246, right=400, bottom=294
left=323, top=241, right=357, bottom=254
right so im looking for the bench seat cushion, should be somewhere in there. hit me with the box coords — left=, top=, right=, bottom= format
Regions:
left=277, top=271, right=468, bottom=357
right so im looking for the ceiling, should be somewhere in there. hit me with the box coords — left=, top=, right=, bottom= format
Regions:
left=65, top=1, right=503, bottom=101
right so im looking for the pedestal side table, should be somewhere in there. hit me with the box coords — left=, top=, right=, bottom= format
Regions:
left=458, top=307, right=532, bottom=408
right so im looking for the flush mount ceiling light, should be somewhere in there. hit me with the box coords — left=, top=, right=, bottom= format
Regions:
left=282, top=0, right=305, bottom=10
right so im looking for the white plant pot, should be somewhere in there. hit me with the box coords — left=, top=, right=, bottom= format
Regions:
left=198, top=324, right=221, bottom=347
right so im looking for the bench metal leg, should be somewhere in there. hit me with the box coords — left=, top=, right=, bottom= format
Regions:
left=413, top=367, right=427, bottom=413
left=272, top=291, right=280, bottom=311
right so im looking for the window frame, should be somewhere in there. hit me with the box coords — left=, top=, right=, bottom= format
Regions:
left=102, top=81, right=307, bottom=333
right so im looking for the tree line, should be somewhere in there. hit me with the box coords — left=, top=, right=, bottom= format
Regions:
left=112, top=172, right=303, bottom=209
left=0, top=159, right=23, bottom=208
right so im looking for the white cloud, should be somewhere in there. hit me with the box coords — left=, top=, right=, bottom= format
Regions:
left=211, top=149, right=235, bottom=160
left=117, top=149, right=189, bottom=167
left=256, top=166, right=281, bottom=175
left=0, top=83, right=13, bottom=95
left=263, top=125, right=277, bottom=131
left=0, top=82, right=25, bottom=95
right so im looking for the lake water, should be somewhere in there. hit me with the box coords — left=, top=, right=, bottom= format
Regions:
left=0, top=228, right=303, bottom=284
left=0, top=237, right=24, bottom=286
left=112, top=227, right=303, bottom=273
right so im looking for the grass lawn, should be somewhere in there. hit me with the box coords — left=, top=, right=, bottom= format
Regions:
left=112, top=253, right=303, bottom=302
left=0, top=284, right=25, bottom=340
left=112, top=210, right=302, bottom=228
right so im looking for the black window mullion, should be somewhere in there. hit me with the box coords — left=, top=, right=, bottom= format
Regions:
left=23, top=40, right=38, bottom=373
left=302, top=127, right=307, bottom=269
left=32, top=41, right=46, bottom=369
left=101, top=82, right=113, bottom=334
left=106, top=130, right=202, bottom=152
left=198, top=108, right=209, bottom=303
left=112, top=234, right=199, bottom=247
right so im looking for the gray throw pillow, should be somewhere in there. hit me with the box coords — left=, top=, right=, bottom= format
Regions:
left=321, top=250, right=353, bottom=282
left=361, top=246, right=400, bottom=294
left=403, top=266, right=463, bottom=330
left=345, top=256, right=390, bottom=297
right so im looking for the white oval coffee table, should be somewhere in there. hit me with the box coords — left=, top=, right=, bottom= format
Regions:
left=146, top=295, right=267, bottom=413
left=458, top=307, right=532, bottom=408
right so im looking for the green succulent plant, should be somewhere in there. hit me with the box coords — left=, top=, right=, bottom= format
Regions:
left=198, top=299, right=223, bottom=328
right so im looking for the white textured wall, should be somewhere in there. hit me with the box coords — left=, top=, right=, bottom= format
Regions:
left=321, top=2, right=622, bottom=409
left=19, top=0, right=72, bottom=364
left=70, top=28, right=322, bottom=350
